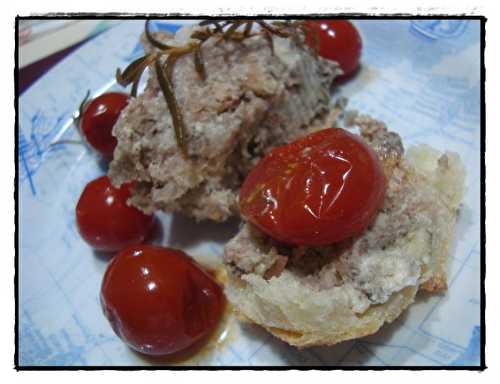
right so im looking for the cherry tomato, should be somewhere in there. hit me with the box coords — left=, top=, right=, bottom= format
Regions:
left=100, top=245, right=225, bottom=356
left=305, top=20, right=362, bottom=78
left=80, top=92, right=129, bottom=159
left=240, top=128, right=386, bottom=246
left=76, top=176, right=154, bottom=252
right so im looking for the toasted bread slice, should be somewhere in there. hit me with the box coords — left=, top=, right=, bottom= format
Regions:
left=224, top=129, right=465, bottom=348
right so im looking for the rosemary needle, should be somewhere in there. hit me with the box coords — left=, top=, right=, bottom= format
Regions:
left=154, top=58, right=188, bottom=156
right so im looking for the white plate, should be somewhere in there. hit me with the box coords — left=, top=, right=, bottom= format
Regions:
left=18, top=19, right=482, bottom=366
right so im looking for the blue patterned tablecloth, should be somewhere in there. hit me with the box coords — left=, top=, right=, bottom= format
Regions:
left=18, top=19, right=481, bottom=366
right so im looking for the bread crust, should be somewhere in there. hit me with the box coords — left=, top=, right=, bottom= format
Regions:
left=228, top=273, right=418, bottom=348
left=265, top=286, right=418, bottom=348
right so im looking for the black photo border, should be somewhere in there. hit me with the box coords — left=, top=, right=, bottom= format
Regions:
left=14, top=13, right=487, bottom=371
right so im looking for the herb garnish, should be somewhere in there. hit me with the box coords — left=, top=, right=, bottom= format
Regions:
left=116, top=20, right=313, bottom=155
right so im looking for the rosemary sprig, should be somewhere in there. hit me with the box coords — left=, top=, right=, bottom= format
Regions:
left=116, top=20, right=310, bottom=155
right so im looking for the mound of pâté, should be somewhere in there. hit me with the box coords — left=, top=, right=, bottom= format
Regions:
left=109, top=21, right=341, bottom=221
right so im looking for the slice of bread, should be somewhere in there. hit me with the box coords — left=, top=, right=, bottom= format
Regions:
left=223, top=120, right=465, bottom=348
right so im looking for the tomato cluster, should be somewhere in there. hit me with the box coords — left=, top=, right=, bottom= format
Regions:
left=76, top=176, right=224, bottom=357
left=75, top=92, right=225, bottom=358
left=75, top=19, right=365, bottom=359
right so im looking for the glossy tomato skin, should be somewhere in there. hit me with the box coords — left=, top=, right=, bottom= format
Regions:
left=100, top=245, right=225, bottom=356
left=240, top=128, right=386, bottom=246
left=76, top=176, right=154, bottom=252
left=305, top=20, right=362, bottom=78
left=80, top=92, right=129, bottom=159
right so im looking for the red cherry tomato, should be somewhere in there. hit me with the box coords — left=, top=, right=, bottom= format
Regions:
left=76, top=176, right=154, bottom=252
left=80, top=92, right=129, bottom=159
left=100, top=245, right=225, bottom=356
left=305, top=20, right=362, bottom=78
left=240, top=128, right=386, bottom=246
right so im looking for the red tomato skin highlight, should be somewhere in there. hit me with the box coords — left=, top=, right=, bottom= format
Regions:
left=305, top=20, right=363, bottom=78
left=75, top=176, right=153, bottom=252
left=100, top=245, right=225, bottom=356
left=240, top=128, right=386, bottom=246
left=80, top=92, right=129, bottom=159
